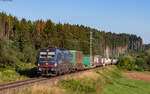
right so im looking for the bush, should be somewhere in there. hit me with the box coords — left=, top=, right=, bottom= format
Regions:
left=117, top=55, right=135, bottom=70
left=135, top=57, right=148, bottom=71
left=0, top=55, right=19, bottom=67
left=22, top=45, right=37, bottom=64
left=0, top=38, right=19, bottom=67
left=0, top=36, right=37, bottom=67
left=0, top=47, right=21, bottom=67
left=0, top=69, right=27, bottom=82
left=15, top=62, right=36, bottom=71
left=146, top=50, right=150, bottom=65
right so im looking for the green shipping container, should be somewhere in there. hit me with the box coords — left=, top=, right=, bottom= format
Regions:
left=69, top=50, right=83, bottom=68
left=82, top=56, right=91, bottom=66
left=71, top=51, right=76, bottom=66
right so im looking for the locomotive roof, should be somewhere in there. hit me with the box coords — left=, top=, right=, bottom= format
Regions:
left=40, top=48, right=56, bottom=52
left=68, top=50, right=82, bottom=52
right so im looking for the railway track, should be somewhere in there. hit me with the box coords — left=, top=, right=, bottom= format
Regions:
left=0, top=66, right=108, bottom=94
left=0, top=77, right=50, bottom=94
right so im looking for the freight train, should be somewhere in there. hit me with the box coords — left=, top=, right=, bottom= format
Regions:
left=37, top=48, right=118, bottom=76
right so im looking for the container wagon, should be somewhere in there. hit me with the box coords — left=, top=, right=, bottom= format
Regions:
left=94, top=56, right=103, bottom=67
left=69, top=50, right=83, bottom=70
left=82, top=55, right=95, bottom=69
left=101, top=57, right=105, bottom=66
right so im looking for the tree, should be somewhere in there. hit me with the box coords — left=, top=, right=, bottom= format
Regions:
left=42, top=20, right=57, bottom=48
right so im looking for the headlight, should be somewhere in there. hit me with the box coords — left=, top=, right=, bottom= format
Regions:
left=38, top=68, right=42, bottom=71
left=54, top=63, right=57, bottom=66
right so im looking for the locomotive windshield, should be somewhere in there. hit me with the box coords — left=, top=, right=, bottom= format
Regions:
left=39, top=51, right=55, bottom=61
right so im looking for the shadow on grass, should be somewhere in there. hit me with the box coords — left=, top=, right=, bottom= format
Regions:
left=16, top=67, right=39, bottom=78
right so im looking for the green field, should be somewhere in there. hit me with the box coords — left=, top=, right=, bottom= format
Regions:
left=102, top=67, right=150, bottom=94
left=104, top=78, right=150, bottom=94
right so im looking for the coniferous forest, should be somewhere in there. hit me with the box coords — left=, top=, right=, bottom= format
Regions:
left=1, top=0, right=150, bottom=93
left=0, top=12, right=143, bottom=66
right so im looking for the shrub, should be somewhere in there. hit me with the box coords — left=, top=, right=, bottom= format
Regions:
left=0, top=38, right=20, bottom=67
left=0, top=55, right=19, bottom=67
left=117, top=55, right=135, bottom=70
left=146, top=50, right=150, bottom=66
left=135, top=57, right=148, bottom=71
left=23, top=46, right=37, bottom=63
left=0, top=69, right=27, bottom=82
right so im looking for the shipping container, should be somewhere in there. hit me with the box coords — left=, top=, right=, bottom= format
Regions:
left=105, top=58, right=111, bottom=65
left=82, top=56, right=94, bottom=66
left=101, top=58, right=105, bottom=66
left=112, top=59, right=118, bottom=65
left=76, top=51, right=83, bottom=65
left=94, top=56, right=102, bottom=67
left=91, top=56, right=94, bottom=66
left=94, top=56, right=99, bottom=64
left=69, top=50, right=83, bottom=70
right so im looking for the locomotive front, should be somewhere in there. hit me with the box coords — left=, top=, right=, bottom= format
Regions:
left=37, top=48, right=57, bottom=75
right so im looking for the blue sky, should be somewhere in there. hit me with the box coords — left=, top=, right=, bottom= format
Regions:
left=0, top=0, right=150, bottom=43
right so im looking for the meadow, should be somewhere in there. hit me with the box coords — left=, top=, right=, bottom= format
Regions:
left=12, top=66, right=150, bottom=94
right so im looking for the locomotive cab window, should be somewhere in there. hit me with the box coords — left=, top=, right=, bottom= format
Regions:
left=39, top=51, right=55, bottom=61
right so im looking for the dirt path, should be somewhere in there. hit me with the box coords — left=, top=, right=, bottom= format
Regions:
left=125, top=72, right=150, bottom=82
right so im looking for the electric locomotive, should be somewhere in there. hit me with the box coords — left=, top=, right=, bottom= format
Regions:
left=37, top=48, right=73, bottom=76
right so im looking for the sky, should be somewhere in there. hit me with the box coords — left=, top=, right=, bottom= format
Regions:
left=0, top=0, right=150, bottom=44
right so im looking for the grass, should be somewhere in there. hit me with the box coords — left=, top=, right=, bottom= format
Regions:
left=0, top=69, right=27, bottom=82
left=125, top=70, right=150, bottom=74
left=7, top=66, right=150, bottom=94
left=14, top=80, right=68, bottom=94
left=59, top=66, right=121, bottom=94
left=103, top=78, right=150, bottom=94
left=16, top=67, right=104, bottom=94
left=16, top=83, right=67, bottom=94
left=60, top=71, right=103, bottom=94
left=97, top=66, right=150, bottom=94
left=0, top=63, right=36, bottom=82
